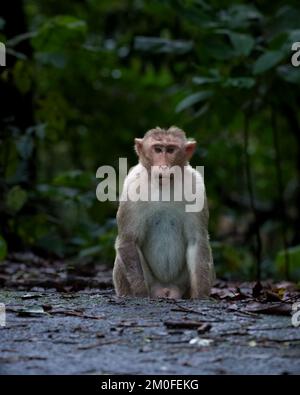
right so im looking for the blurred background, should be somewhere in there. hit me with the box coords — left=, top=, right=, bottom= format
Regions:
left=0, top=0, right=299, bottom=281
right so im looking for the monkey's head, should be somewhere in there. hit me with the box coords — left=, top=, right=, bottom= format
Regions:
left=134, top=126, right=196, bottom=179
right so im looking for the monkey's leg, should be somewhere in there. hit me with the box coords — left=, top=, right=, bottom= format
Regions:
left=186, top=240, right=215, bottom=299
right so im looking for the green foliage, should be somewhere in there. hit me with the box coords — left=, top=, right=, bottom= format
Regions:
left=0, top=235, right=8, bottom=261
left=134, top=37, right=193, bottom=55
left=12, top=60, right=34, bottom=94
left=32, top=15, right=87, bottom=53
left=15, top=134, right=34, bottom=159
left=253, top=51, right=286, bottom=75
left=5, top=186, right=28, bottom=214
left=0, top=17, right=5, bottom=29
left=176, top=91, right=213, bottom=113
left=0, top=0, right=299, bottom=278
left=212, top=242, right=254, bottom=280
left=276, top=246, right=300, bottom=281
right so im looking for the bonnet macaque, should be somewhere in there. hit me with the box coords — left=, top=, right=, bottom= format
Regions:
left=113, top=126, right=214, bottom=299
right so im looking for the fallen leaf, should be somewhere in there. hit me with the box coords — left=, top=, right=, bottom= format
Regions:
left=265, top=290, right=283, bottom=302
left=17, top=306, right=47, bottom=317
left=41, top=304, right=53, bottom=312
left=211, top=287, right=247, bottom=300
left=197, top=323, right=212, bottom=334
left=252, top=281, right=263, bottom=298
left=245, top=302, right=291, bottom=316
left=21, top=293, right=42, bottom=300
left=189, top=337, right=213, bottom=347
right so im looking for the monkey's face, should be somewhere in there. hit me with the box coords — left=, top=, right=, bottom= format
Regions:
left=136, top=135, right=187, bottom=176
left=135, top=131, right=197, bottom=184
left=148, top=140, right=184, bottom=178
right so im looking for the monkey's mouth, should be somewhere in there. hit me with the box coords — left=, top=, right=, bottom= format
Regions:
left=157, top=173, right=175, bottom=186
left=151, top=166, right=175, bottom=184
left=158, top=173, right=174, bottom=179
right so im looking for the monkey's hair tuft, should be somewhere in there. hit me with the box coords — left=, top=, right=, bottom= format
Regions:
left=144, top=126, right=187, bottom=141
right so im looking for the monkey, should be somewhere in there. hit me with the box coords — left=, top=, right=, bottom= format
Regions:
left=113, top=126, right=214, bottom=299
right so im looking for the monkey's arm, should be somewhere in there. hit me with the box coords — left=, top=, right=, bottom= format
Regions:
left=113, top=202, right=148, bottom=297
left=186, top=237, right=214, bottom=298
left=186, top=200, right=215, bottom=298
left=113, top=238, right=148, bottom=296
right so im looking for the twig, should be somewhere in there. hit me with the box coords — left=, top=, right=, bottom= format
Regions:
left=77, top=338, right=122, bottom=350
left=49, top=310, right=105, bottom=320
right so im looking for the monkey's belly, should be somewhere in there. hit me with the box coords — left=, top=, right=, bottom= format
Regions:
left=141, top=210, right=188, bottom=284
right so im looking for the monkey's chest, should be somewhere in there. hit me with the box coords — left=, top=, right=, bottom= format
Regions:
left=137, top=205, right=188, bottom=283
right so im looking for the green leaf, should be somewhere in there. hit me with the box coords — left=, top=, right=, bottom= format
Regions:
left=16, top=135, right=34, bottom=159
left=0, top=17, right=6, bottom=30
left=79, top=245, right=102, bottom=258
left=53, top=170, right=93, bottom=189
left=176, top=91, right=212, bottom=113
left=270, top=30, right=300, bottom=54
left=222, top=77, right=256, bottom=89
left=228, top=32, right=255, bottom=57
left=12, top=60, right=33, bottom=94
left=206, top=39, right=234, bottom=60
left=220, top=4, right=262, bottom=29
left=26, top=123, right=47, bottom=140
left=35, top=52, right=66, bottom=68
left=37, top=184, right=80, bottom=202
left=33, top=15, right=87, bottom=53
left=6, top=186, right=28, bottom=213
left=273, top=6, right=300, bottom=32
left=288, top=30, right=300, bottom=45
left=193, top=76, right=220, bottom=85
left=253, top=50, right=286, bottom=74
left=0, top=235, right=7, bottom=261
left=56, top=16, right=86, bottom=30
left=277, top=65, right=300, bottom=85
left=134, top=37, right=193, bottom=55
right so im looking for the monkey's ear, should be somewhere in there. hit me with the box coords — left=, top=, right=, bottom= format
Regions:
left=134, top=138, right=143, bottom=156
left=185, top=140, right=197, bottom=161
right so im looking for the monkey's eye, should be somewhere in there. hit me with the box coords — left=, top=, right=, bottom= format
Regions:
left=166, top=147, right=175, bottom=154
left=154, top=146, right=162, bottom=153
